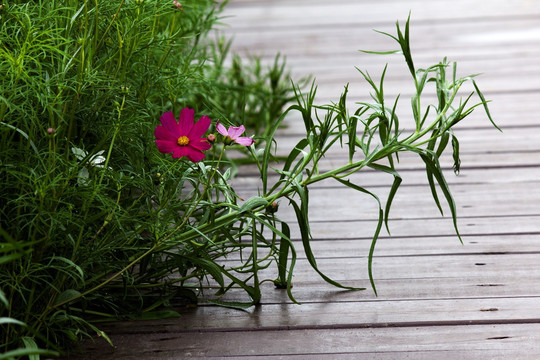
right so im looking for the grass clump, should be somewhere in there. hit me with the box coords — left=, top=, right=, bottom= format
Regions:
left=0, top=0, right=295, bottom=354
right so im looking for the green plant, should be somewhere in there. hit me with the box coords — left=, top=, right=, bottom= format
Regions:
left=0, top=0, right=294, bottom=354
left=201, top=39, right=306, bottom=139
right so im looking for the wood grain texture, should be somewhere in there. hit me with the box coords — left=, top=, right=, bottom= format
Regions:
left=70, top=323, right=540, bottom=359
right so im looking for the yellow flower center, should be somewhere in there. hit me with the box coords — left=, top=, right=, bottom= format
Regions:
left=177, top=136, right=190, bottom=146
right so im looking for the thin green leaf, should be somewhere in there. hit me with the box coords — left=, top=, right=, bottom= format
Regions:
left=21, top=337, right=40, bottom=360
left=0, top=349, right=59, bottom=360
left=0, top=317, right=26, bottom=326
left=239, top=196, right=268, bottom=213
left=0, top=290, right=8, bottom=307
left=436, top=131, right=450, bottom=158
left=54, top=289, right=82, bottom=306
left=219, top=267, right=258, bottom=304
left=252, top=215, right=298, bottom=304
left=423, top=155, right=444, bottom=215
left=206, top=299, right=254, bottom=310
left=250, top=220, right=261, bottom=304
left=360, top=49, right=400, bottom=55
left=473, top=80, right=501, bottom=132
left=269, top=138, right=310, bottom=194
left=451, top=133, right=461, bottom=174
left=420, top=153, right=462, bottom=243
left=275, top=222, right=291, bottom=288
left=331, top=177, right=383, bottom=295
left=0, top=122, right=39, bottom=156
left=289, top=198, right=363, bottom=291
left=368, top=163, right=402, bottom=234
left=185, top=257, right=225, bottom=289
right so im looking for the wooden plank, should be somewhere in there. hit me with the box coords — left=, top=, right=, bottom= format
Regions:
left=203, top=275, right=540, bottom=305
left=222, top=232, right=540, bottom=260
left=264, top=182, right=540, bottom=222
left=223, top=0, right=540, bottom=29
left=89, top=296, right=540, bottom=332
left=189, top=254, right=540, bottom=304
left=301, top=215, right=539, bottom=240
left=249, top=253, right=540, bottom=282
left=267, top=127, right=537, bottom=156
left=75, top=323, right=540, bottom=359
left=213, top=253, right=540, bottom=287
left=232, top=129, right=537, bottom=182
left=233, top=152, right=540, bottom=183
left=233, top=165, right=540, bottom=192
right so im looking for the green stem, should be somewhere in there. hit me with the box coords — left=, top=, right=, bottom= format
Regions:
left=52, top=244, right=158, bottom=309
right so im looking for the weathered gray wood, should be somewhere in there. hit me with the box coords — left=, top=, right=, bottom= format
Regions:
left=89, top=296, right=540, bottom=333
left=263, top=127, right=538, bottom=158
left=211, top=253, right=540, bottom=292
left=233, top=164, right=540, bottom=192
left=221, top=2, right=540, bottom=102
left=264, top=182, right=540, bottom=222
left=223, top=232, right=540, bottom=259
left=223, top=0, right=540, bottom=25
left=274, top=92, right=540, bottom=132
left=206, top=275, right=540, bottom=304
left=74, top=323, right=540, bottom=359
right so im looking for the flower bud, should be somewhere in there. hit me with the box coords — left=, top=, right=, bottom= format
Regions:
left=153, top=172, right=162, bottom=185
left=207, top=134, right=216, bottom=143
left=47, top=127, right=56, bottom=135
left=266, top=201, right=279, bottom=214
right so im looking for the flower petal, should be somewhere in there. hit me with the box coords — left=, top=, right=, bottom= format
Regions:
left=155, top=140, right=179, bottom=154
left=185, top=147, right=206, bottom=163
left=160, top=111, right=181, bottom=138
left=189, top=115, right=211, bottom=139
left=190, top=138, right=212, bottom=151
left=155, top=124, right=178, bottom=142
left=178, top=108, right=195, bottom=136
left=78, top=167, right=89, bottom=186
left=234, top=136, right=255, bottom=146
left=91, top=155, right=106, bottom=166
left=172, top=146, right=190, bottom=159
left=227, top=125, right=246, bottom=140
left=71, top=147, right=87, bottom=160
left=215, top=121, right=228, bottom=136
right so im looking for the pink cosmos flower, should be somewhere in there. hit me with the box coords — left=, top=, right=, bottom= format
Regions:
left=216, top=121, right=255, bottom=146
left=154, top=108, right=212, bottom=163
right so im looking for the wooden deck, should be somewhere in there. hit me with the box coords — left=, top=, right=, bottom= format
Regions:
left=74, top=0, right=540, bottom=358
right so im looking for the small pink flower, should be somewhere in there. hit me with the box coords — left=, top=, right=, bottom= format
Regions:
left=47, top=127, right=56, bottom=135
left=207, top=134, right=216, bottom=143
left=172, top=1, right=182, bottom=10
left=154, top=108, right=212, bottom=163
left=216, top=121, right=255, bottom=146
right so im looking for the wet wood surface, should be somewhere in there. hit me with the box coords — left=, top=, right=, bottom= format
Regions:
left=72, top=0, right=540, bottom=358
